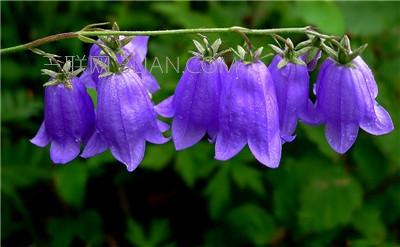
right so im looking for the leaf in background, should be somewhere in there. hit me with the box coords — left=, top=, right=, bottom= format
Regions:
left=338, top=2, right=400, bottom=36
left=299, top=124, right=340, bottom=161
left=351, top=205, right=386, bottom=243
left=204, top=166, right=231, bottom=219
left=290, top=2, right=345, bottom=35
left=142, top=142, right=174, bottom=171
left=175, top=142, right=217, bottom=188
left=125, top=218, right=173, bottom=247
left=151, top=2, right=215, bottom=28
left=226, top=204, right=276, bottom=246
left=47, top=210, right=103, bottom=247
left=53, top=163, right=88, bottom=208
left=230, top=162, right=266, bottom=196
left=298, top=175, right=363, bottom=233
left=1, top=90, right=42, bottom=123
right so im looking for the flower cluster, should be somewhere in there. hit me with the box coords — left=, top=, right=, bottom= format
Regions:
left=31, top=30, right=394, bottom=171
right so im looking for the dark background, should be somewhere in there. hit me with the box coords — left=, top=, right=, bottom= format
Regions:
left=1, top=1, right=400, bottom=246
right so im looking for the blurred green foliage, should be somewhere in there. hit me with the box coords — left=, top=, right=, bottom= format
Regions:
left=1, top=1, right=400, bottom=246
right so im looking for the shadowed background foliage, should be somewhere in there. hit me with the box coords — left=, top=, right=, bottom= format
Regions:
left=1, top=1, right=400, bottom=246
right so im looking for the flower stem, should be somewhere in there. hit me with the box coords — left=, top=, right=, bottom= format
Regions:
left=0, top=26, right=335, bottom=55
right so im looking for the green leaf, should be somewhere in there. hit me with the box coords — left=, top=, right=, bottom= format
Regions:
left=141, top=142, right=174, bottom=171
left=53, top=164, right=88, bottom=208
left=175, top=143, right=217, bottom=187
left=204, top=166, right=230, bottom=219
left=230, top=163, right=265, bottom=195
left=291, top=2, right=345, bottom=35
left=351, top=205, right=386, bottom=242
left=298, top=175, right=363, bottom=233
left=125, top=218, right=172, bottom=247
left=226, top=204, right=276, bottom=245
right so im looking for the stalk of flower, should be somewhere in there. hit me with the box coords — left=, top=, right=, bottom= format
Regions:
left=31, top=53, right=95, bottom=164
left=215, top=44, right=282, bottom=168
left=268, top=38, right=318, bottom=142
left=156, top=37, right=228, bottom=150
left=314, top=36, right=394, bottom=153
left=80, top=35, right=169, bottom=172
left=79, top=22, right=159, bottom=93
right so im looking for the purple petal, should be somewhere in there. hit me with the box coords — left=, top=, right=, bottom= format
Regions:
left=81, top=130, right=108, bottom=158
left=125, top=36, right=149, bottom=63
left=31, top=122, right=50, bottom=147
left=110, top=139, right=145, bottom=172
left=172, top=58, right=211, bottom=150
left=354, top=57, right=378, bottom=98
left=50, top=139, right=80, bottom=164
left=247, top=62, right=281, bottom=167
left=269, top=55, right=310, bottom=140
left=360, top=102, right=394, bottom=135
left=155, top=96, right=175, bottom=118
left=215, top=61, right=250, bottom=161
left=325, top=120, right=359, bottom=154
left=317, top=63, right=364, bottom=153
left=157, top=120, right=170, bottom=133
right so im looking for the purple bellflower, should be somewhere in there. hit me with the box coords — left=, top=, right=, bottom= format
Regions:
left=156, top=57, right=228, bottom=150
left=31, top=77, right=95, bottom=164
left=215, top=60, right=282, bottom=167
left=315, top=57, right=394, bottom=153
left=81, top=69, right=169, bottom=172
left=300, top=50, right=322, bottom=71
left=80, top=36, right=159, bottom=93
left=269, top=55, right=316, bottom=142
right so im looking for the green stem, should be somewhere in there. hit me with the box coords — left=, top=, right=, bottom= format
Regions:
left=0, top=26, right=334, bottom=55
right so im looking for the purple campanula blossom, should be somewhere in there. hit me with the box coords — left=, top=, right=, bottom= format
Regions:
left=215, top=60, right=281, bottom=167
left=156, top=57, right=228, bottom=150
left=300, top=50, right=322, bottom=71
left=269, top=55, right=317, bottom=142
left=315, top=57, right=394, bottom=153
left=81, top=69, right=169, bottom=172
left=80, top=36, right=159, bottom=93
left=31, top=78, right=95, bottom=164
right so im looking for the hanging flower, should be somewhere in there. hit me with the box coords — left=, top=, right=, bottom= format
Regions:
left=81, top=69, right=169, bottom=171
left=80, top=36, right=159, bottom=93
left=31, top=77, right=95, bottom=164
left=300, top=50, right=321, bottom=71
left=269, top=54, right=316, bottom=142
left=314, top=57, right=394, bottom=153
left=156, top=56, right=228, bottom=150
left=215, top=59, right=282, bottom=167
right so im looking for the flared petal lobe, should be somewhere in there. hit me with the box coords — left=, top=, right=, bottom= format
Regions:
left=162, top=57, right=228, bottom=150
left=31, top=78, right=95, bottom=164
left=315, top=58, right=393, bottom=153
left=216, top=61, right=281, bottom=167
left=269, top=55, right=312, bottom=141
left=82, top=69, right=168, bottom=171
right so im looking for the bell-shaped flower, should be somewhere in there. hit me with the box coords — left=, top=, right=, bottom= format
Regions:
left=268, top=55, right=316, bottom=142
left=156, top=57, right=228, bottom=150
left=81, top=69, right=169, bottom=171
left=215, top=60, right=281, bottom=167
left=315, top=57, right=394, bottom=153
left=80, top=36, right=159, bottom=93
left=31, top=77, right=95, bottom=164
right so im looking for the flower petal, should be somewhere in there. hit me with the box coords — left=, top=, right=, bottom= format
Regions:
left=246, top=62, right=281, bottom=167
left=50, top=139, right=80, bottom=164
left=215, top=61, right=248, bottom=161
left=360, top=102, right=394, bottom=135
left=30, top=122, right=50, bottom=147
left=110, top=139, right=145, bottom=172
left=81, top=131, right=108, bottom=158
left=155, top=96, right=175, bottom=118
left=325, top=120, right=359, bottom=154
